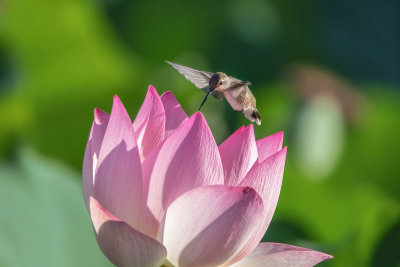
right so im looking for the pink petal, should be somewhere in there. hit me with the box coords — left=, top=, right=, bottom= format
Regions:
left=82, top=108, right=110, bottom=212
left=133, top=85, right=166, bottom=161
left=232, top=242, right=333, bottom=267
left=228, top=148, right=287, bottom=264
left=94, top=95, right=145, bottom=232
left=160, top=91, right=188, bottom=138
left=219, top=125, right=258, bottom=186
left=90, top=197, right=167, bottom=267
left=163, top=185, right=264, bottom=267
left=142, top=112, right=224, bottom=235
left=256, top=131, right=284, bottom=163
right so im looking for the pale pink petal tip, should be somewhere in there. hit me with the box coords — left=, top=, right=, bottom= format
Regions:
left=189, top=112, right=220, bottom=146
left=193, top=111, right=205, bottom=120
left=113, top=94, right=121, bottom=104
left=112, top=95, right=131, bottom=119
left=190, top=112, right=210, bottom=130
left=132, top=85, right=166, bottom=160
left=160, top=91, right=188, bottom=138
left=148, top=84, right=157, bottom=93
left=160, top=90, right=173, bottom=97
left=233, top=242, right=332, bottom=267
left=256, top=131, right=285, bottom=162
left=146, top=85, right=161, bottom=100
left=238, top=125, right=246, bottom=132
left=90, top=197, right=167, bottom=267
left=219, top=123, right=258, bottom=186
left=94, top=108, right=109, bottom=125
left=160, top=91, right=180, bottom=109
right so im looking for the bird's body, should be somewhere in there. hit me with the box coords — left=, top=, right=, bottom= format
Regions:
left=166, top=61, right=261, bottom=125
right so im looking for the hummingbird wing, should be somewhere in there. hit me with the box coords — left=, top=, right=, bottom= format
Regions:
left=166, top=61, right=225, bottom=100
left=166, top=61, right=212, bottom=88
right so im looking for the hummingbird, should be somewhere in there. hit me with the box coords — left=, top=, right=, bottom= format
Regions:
left=166, top=61, right=261, bottom=125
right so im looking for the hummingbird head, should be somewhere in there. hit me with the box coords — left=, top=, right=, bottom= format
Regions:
left=209, top=72, right=228, bottom=91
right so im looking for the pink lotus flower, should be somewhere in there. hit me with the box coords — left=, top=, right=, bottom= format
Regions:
left=82, top=86, right=332, bottom=267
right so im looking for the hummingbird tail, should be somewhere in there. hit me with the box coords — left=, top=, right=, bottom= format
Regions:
left=243, top=108, right=262, bottom=125
left=252, top=111, right=261, bottom=126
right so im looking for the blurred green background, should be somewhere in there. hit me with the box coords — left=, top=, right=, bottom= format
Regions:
left=1, top=0, right=399, bottom=266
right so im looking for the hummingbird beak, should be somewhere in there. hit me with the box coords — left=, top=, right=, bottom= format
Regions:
left=198, top=90, right=213, bottom=111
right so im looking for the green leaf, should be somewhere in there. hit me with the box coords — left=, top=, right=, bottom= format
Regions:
left=0, top=148, right=112, bottom=267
